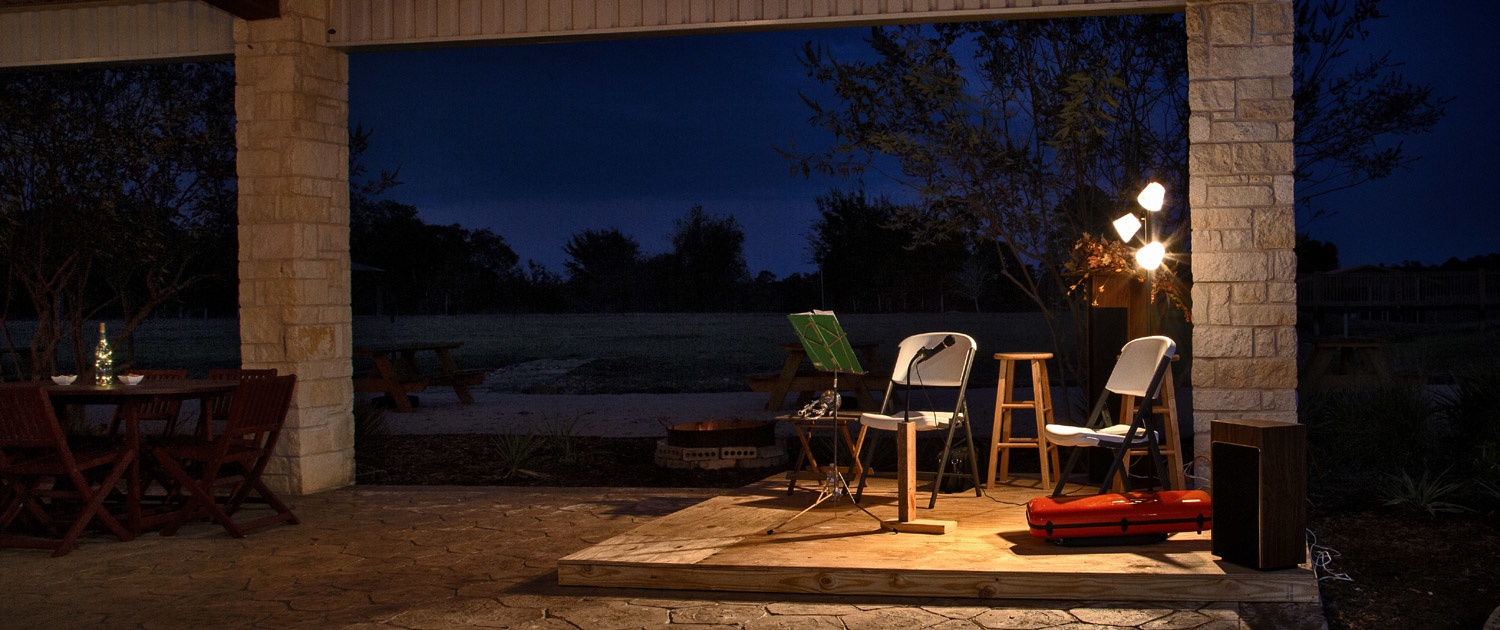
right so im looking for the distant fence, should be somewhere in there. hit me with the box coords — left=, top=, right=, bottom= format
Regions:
left=1298, top=270, right=1497, bottom=325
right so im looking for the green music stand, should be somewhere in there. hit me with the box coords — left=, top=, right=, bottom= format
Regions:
left=769, top=311, right=881, bottom=534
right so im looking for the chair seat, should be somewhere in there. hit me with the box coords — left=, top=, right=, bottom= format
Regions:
left=860, top=410, right=952, bottom=431
left=1043, top=424, right=1154, bottom=448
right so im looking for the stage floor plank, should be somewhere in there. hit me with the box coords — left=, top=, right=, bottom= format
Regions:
left=558, top=476, right=1318, bottom=603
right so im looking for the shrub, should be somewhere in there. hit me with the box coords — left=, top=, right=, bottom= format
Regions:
left=491, top=433, right=548, bottom=479
left=1303, top=384, right=1435, bottom=482
left=1378, top=468, right=1471, bottom=517
left=1436, top=360, right=1500, bottom=473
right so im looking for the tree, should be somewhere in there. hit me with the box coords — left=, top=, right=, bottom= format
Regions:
left=664, top=205, right=750, bottom=311
left=1295, top=236, right=1341, bottom=275
left=350, top=198, right=527, bottom=314
left=790, top=16, right=1189, bottom=383
left=808, top=191, right=908, bottom=311
left=0, top=62, right=236, bottom=376
left=792, top=4, right=1445, bottom=381
left=807, top=189, right=968, bottom=312
left=348, top=129, right=544, bottom=314
left=562, top=228, right=642, bottom=311
left=1294, top=0, right=1448, bottom=223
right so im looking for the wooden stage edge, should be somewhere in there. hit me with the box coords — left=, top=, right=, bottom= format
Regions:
left=558, top=476, right=1319, bottom=603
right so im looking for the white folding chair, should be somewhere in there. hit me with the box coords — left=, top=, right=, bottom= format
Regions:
left=1044, top=335, right=1176, bottom=496
left=854, top=332, right=982, bottom=509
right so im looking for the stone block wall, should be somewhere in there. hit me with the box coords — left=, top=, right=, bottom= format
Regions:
left=1184, top=0, right=1298, bottom=461
left=234, top=0, right=354, bottom=494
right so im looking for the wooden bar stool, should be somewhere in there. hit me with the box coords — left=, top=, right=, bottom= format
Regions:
left=987, top=352, right=1060, bottom=489
left=1118, top=356, right=1185, bottom=490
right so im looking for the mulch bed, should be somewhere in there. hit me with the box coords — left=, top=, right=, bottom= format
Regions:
left=1309, top=506, right=1500, bottom=630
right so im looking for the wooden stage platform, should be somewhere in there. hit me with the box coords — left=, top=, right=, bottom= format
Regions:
left=558, top=476, right=1318, bottom=603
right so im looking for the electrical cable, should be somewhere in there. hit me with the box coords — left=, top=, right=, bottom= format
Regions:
left=1307, top=528, right=1353, bottom=583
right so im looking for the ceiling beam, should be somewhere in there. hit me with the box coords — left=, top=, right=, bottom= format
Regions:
left=199, top=0, right=277, bottom=20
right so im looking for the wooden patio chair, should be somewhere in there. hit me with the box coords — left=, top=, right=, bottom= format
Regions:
left=0, top=385, right=135, bottom=556
left=201, top=368, right=278, bottom=437
left=152, top=374, right=298, bottom=538
left=107, top=369, right=190, bottom=437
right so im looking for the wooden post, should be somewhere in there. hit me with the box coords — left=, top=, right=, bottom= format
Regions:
left=883, top=421, right=955, bottom=535
left=897, top=421, right=917, bottom=523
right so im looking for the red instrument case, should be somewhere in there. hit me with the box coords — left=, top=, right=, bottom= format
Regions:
left=1026, top=490, right=1212, bottom=542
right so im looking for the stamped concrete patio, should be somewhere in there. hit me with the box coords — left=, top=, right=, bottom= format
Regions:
left=0, top=485, right=1328, bottom=629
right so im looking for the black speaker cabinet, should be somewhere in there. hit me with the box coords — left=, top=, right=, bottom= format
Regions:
left=1211, top=419, right=1307, bottom=570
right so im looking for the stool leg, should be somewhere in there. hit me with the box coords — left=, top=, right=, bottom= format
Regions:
left=1032, top=358, right=1053, bottom=491
left=987, top=358, right=1016, bottom=488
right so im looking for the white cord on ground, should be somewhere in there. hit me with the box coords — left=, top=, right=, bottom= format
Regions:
left=1306, top=528, right=1353, bottom=583
left=1186, top=456, right=1211, bottom=491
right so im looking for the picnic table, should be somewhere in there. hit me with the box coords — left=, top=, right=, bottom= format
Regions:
left=746, top=341, right=888, bottom=412
left=1300, top=337, right=1392, bottom=390
left=353, top=341, right=485, bottom=412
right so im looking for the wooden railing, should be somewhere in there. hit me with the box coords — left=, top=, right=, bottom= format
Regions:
left=1298, top=270, right=1497, bottom=310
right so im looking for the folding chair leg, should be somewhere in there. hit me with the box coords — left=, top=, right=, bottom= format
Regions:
left=1051, top=446, right=1088, bottom=497
left=928, top=418, right=963, bottom=509
left=230, top=479, right=299, bottom=533
left=154, top=454, right=228, bottom=537
left=54, top=453, right=135, bottom=556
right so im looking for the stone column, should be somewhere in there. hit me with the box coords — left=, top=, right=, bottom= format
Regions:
left=234, top=0, right=353, bottom=494
left=1185, top=0, right=1299, bottom=461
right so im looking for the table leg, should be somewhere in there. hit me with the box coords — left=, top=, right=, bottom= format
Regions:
left=372, top=355, right=414, bottom=412
left=123, top=404, right=143, bottom=536
left=785, top=419, right=823, bottom=493
left=395, top=350, right=421, bottom=379
left=435, top=348, right=475, bottom=404
left=838, top=418, right=865, bottom=480
left=766, top=350, right=804, bottom=411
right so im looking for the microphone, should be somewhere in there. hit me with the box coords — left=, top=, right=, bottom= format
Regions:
left=910, top=335, right=957, bottom=367
left=902, top=335, right=958, bottom=423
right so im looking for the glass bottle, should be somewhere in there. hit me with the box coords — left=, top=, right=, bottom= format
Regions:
left=94, top=322, right=113, bottom=386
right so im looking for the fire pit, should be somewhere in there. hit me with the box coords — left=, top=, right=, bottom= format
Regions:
left=655, top=419, right=786, bottom=470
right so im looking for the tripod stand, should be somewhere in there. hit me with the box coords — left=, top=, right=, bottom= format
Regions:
left=768, top=311, right=882, bottom=534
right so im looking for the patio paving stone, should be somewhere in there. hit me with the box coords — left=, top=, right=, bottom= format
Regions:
left=0, top=485, right=1329, bottom=629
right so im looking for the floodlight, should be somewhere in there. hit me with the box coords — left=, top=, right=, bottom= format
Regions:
left=1135, top=241, right=1166, bottom=271
left=1112, top=213, right=1142, bottom=242
left=1137, top=182, right=1166, bottom=212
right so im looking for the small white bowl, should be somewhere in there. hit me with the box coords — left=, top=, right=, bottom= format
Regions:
left=51, top=374, right=78, bottom=385
left=117, top=373, right=145, bottom=386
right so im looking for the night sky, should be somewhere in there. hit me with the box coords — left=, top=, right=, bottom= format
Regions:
left=348, top=6, right=1496, bottom=279
left=1299, top=1, right=1499, bottom=269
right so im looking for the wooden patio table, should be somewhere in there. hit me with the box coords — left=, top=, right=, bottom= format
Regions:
left=45, top=379, right=240, bottom=536
left=353, top=341, right=485, bottom=412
